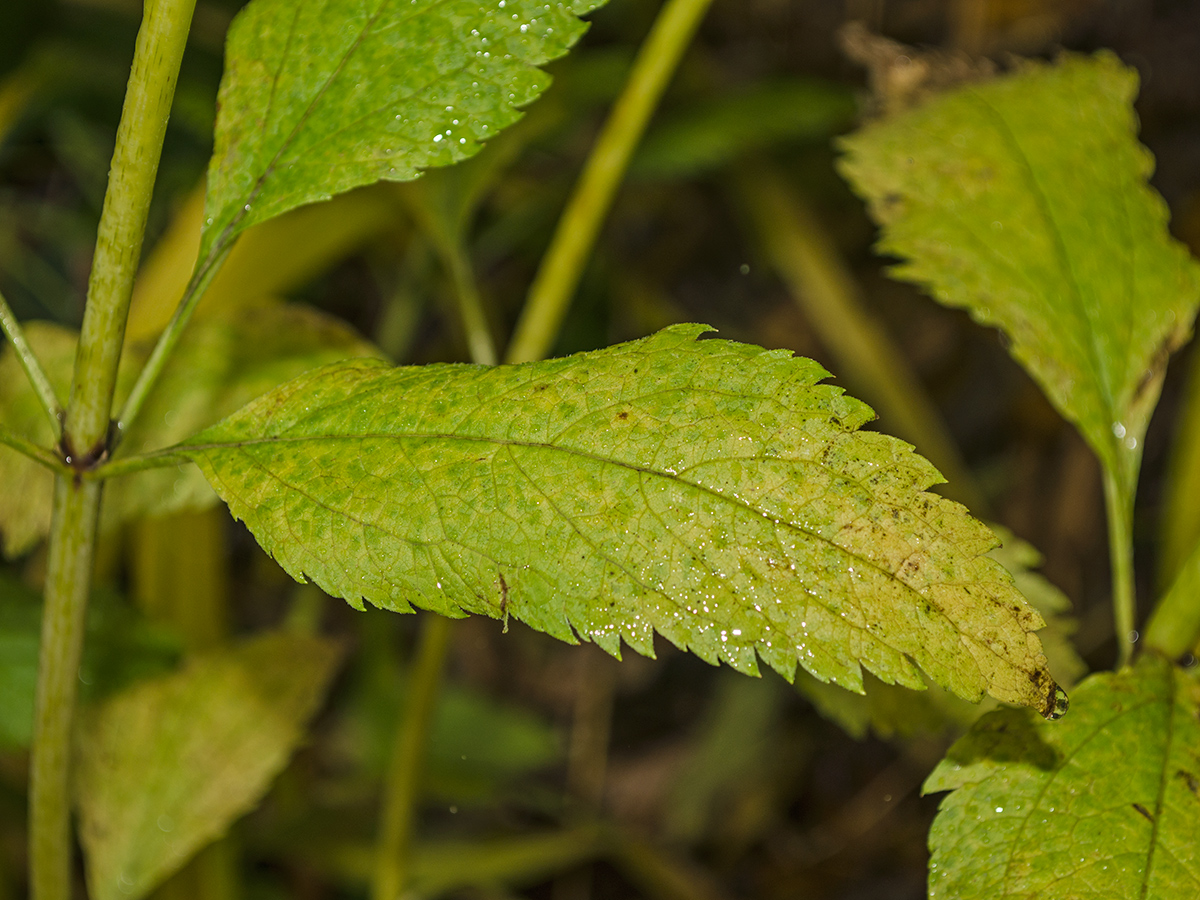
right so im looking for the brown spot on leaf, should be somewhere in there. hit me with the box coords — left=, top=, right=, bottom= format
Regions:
left=1132, top=803, right=1154, bottom=823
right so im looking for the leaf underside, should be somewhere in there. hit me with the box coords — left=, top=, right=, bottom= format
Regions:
left=75, top=632, right=342, bottom=900
left=925, top=655, right=1200, bottom=899
left=839, top=53, right=1200, bottom=492
left=180, top=325, right=1064, bottom=717
left=201, top=0, right=604, bottom=265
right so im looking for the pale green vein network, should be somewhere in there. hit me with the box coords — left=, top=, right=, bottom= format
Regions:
left=202, top=0, right=604, bottom=264
left=925, top=656, right=1200, bottom=899
left=180, top=325, right=1063, bottom=716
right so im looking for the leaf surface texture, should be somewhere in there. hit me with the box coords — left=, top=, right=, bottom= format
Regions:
left=180, top=325, right=1063, bottom=715
left=925, top=655, right=1200, bottom=899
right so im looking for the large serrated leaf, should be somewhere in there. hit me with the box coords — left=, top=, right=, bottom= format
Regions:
left=925, top=655, right=1200, bottom=899
left=178, top=325, right=1065, bottom=716
left=200, top=0, right=604, bottom=266
left=75, top=632, right=343, bottom=900
left=838, top=53, right=1200, bottom=493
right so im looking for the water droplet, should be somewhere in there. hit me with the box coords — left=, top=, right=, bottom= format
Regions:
left=1112, top=422, right=1127, bottom=439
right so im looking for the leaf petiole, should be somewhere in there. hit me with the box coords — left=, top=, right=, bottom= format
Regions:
left=0, top=425, right=69, bottom=474
left=0, top=289, right=63, bottom=437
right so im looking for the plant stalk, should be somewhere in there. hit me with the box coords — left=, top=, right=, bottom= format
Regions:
left=1102, top=466, right=1137, bottom=668
left=372, top=613, right=453, bottom=900
left=505, top=0, right=714, bottom=364
left=30, top=3, right=196, bottom=898
left=64, top=0, right=197, bottom=455
left=29, top=478, right=102, bottom=900
left=0, top=289, right=63, bottom=435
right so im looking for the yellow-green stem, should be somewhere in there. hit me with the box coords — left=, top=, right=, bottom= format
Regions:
left=1103, top=466, right=1137, bottom=668
left=505, top=0, right=714, bottom=364
left=0, top=289, right=62, bottom=435
left=444, top=242, right=497, bottom=366
left=65, top=0, right=197, bottom=455
left=372, top=613, right=453, bottom=900
left=29, top=478, right=102, bottom=900
left=31, top=3, right=196, bottom=898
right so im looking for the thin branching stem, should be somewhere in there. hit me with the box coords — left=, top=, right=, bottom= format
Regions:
left=505, top=0, right=715, bottom=364
left=117, top=243, right=230, bottom=439
left=30, top=2, right=196, bottom=897
left=0, top=289, right=63, bottom=436
left=0, top=426, right=67, bottom=474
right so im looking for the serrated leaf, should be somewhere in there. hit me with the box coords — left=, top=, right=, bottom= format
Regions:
left=200, top=0, right=604, bottom=267
left=75, top=632, right=343, bottom=900
left=0, top=302, right=377, bottom=555
left=178, top=325, right=1064, bottom=716
left=795, top=527, right=1085, bottom=740
left=925, top=655, right=1200, bottom=899
left=839, top=53, right=1200, bottom=493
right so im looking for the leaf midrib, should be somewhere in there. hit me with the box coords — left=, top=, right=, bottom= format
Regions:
left=184, top=427, right=1021, bottom=677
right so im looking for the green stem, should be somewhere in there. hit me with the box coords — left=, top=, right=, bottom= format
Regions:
left=29, top=478, right=102, bottom=900
left=1103, top=466, right=1137, bottom=667
left=0, top=289, right=63, bottom=436
left=371, top=613, right=453, bottom=900
left=0, top=426, right=68, bottom=474
left=1143, top=534, right=1200, bottom=658
left=116, top=243, right=230, bottom=440
left=31, top=3, right=196, bottom=898
left=85, top=446, right=191, bottom=480
left=735, top=166, right=986, bottom=513
left=504, top=0, right=714, bottom=364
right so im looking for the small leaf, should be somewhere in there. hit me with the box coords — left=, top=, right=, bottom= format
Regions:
left=839, top=53, right=1200, bottom=494
left=179, top=325, right=1064, bottom=716
left=75, top=632, right=342, bottom=900
left=925, top=655, right=1200, bottom=899
left=200, top=0, right=604, bottom=266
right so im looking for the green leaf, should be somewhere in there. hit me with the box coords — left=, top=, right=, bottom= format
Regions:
left=795, top=527, right=1085, bottom=740
left=75, top=632, right=343, bottom=900
left=179, top=325, right=1065, bottom=717
left=925, top=655, right=1200, bottom=899
left=838, top=53, right=1200, bottom=494
left=631, top=78, right=856, bottom=180
left=0, top=302, right=378, bottom=555
left=200, top=0, right=604, bottom=266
